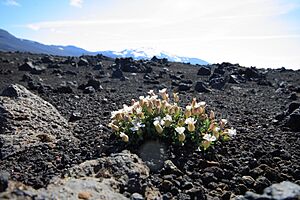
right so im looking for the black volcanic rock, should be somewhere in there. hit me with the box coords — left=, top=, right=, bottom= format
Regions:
left=243, top=67, right=263, bottom=80
left=285, top=108, right=300, bottom=131
left=169, top=74, right=183, bottom=80
left=151, top=56, right=168, bottom=64
left=69, top=112, right=83, bottom=122
left=41, top=56, right=54, bottom=64
left=197, top=66, right=211, bottom=76
left=116, top=57, right=152, bottom=73
left=111, top=66, right=125, bottom=79
left=289, top=92, right=298, bottom=100
left=0, top=172, right=9, bottom=192
left=83, top=86, right=95, bottom=94
left=55, top=85, right=73, bottom=94
left=93, top=62, right=103, bottom=70
left=48, top=63, right=61, bottom=69
left=274, top=102, right=300, bottom=131
left=178, top=82, right=192, bottom=91
left=213, top=67, right=225, bottom=75
left=18, top=61, right=46, bottom=74
left=209, top=77, right=226, bottom=90
left=87, top=78, right=101, bottom=90
left=194, top=81, right=211, bottom=93
left=229, top=74, right=246, bottom=84
left=78, top=58, right=89, bottom=66
left=21, top=73, right=34, bottom=82
left=288, top=102, right=300, bottom=114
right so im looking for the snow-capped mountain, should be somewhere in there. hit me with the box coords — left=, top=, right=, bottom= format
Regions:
left=0, top=28, right=209, bottom=65
left=97, top=47, right=209, bottom=65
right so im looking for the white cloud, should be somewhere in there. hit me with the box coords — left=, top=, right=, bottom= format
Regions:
left=25, top=18, right=155, bottom=30
left=3, top=0, right=20, bottom=6
left=69, top=0, right=83, bottom=8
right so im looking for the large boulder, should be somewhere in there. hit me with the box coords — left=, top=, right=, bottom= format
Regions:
left=0, top=150, right=149, bottom=199
left=237, top=181, right=300, bottom=200
left=65, top=150, right=150, bottom=188
left=78, top=58, right=89, bottom=66
left=197, top=66, right=211, bottom=76
left=274, top=102, right=300, bottom=131
left=194, top=81, right=211, bottom=93
left=0, top=178, right=128, bottom=200
left=18, top=62, right=46, bottom=74
left=285, top=108, right=300, bottom=131
left=0, top=84, right=74, bottom=159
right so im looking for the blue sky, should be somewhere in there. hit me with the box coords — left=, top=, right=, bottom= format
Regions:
left=1, top=0, right=300, bottom=69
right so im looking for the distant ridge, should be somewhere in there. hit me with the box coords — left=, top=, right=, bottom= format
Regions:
left=97, top=48, right=209, bottom=65
left=0, top=28, right=209, bottom=65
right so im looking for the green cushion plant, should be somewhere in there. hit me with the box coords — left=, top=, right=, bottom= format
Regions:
left=109, top=89, right=236, bottom=151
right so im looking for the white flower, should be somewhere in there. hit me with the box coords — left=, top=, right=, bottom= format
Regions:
left=186, top=105, right=192, bottom=110
left=111, top=110, right=121, bottom=119
left=154, top=116, right=165, bottom=126
left=150, top=95, right=158, bottom=101
left=148, top=90, right=155, bottom=96
left=135, top=107, right=143, bottom=115
left=185, top=117, right=197, bottom=132
left=185, top=117, right=197, bottom=125
left=194, top=101, right=206, bottom=108
left=220, top=119, right=228, bottom=128
left=159, top=88, right=167, bottom=94
left=203, top=133, right=216, bottom=142
left=133, top=101, right=140, bottom=107
left=153, top=120, right=159, bottom=126
left=221, top=119, right=227, bottom=124
left=130, top=119, right=145, bottom=131
left=122, top=104, right=133, bottom=114
left=163, top=114, right=172, bottom=121
left=139, top=96, right=145, bottom=100
left=163, top=114, right=172, bottom=127
left=227, top=127, right=237, bottom=137
left=175, top=127, right=185, bottom=134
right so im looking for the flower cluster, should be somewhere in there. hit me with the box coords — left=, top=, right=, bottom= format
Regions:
left=109, top=89, right=236, bottom=150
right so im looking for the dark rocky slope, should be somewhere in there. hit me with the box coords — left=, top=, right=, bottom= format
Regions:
left=0, top=52, right=299, bottom=199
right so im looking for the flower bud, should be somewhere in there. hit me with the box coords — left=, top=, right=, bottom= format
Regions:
left=161, top=100, right=167, bottom=109
left=108, top=123, right=119, bottom=131
left=185, top=110, right=192, bottom=118
left=199, top=107, right=205, bottom=115
left=120, top=132, right=129, bottom=142
left=116, top=113, right=124, bottom=121
left=210, top=111, right=215, bottom=120
left=191, top=98, right=197, bottom=107
left=173, top=93, right=179, bottom=103
left=188, top=123, right=196, bottom=132
left=155, top=99, right=161, bottom=107
left=153, top=121, right=163, bottom=134
left=174, top=105, right=180, bottom=114
left=178, top=133, right=186, bottom=142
